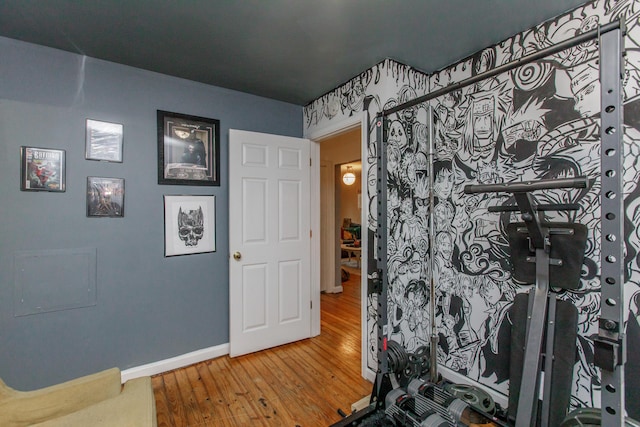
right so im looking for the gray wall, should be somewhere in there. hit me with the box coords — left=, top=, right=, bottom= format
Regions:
left=0, top=37, right=302, bottom=390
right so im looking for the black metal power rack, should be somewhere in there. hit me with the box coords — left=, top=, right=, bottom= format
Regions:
left=366, top=20, right=627, bottom=427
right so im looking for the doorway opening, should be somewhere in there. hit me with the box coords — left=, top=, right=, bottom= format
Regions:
left=318, top=127, right=362, bottom=294
left=338, top=161, right=363, bottom=282
left=317, top=126, right=364, bottom=365
left=311, top=114, right=371, bottom=380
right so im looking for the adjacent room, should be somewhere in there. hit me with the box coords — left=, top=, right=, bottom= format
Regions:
left=1, top=1, right=638, bottom=426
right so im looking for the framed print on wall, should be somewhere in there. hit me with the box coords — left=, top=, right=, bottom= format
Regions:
left=164, top=195, right=216, bottom=257
left=85, top=119, right=124, bottom=162
left=157, top=110, right=220, bottom=186
left=87, top=176, right=125, bottom=217
left=20, top=146, right=66, bottom=192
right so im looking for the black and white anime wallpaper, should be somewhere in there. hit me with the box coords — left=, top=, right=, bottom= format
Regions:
left=304, top=0, right=640, bottom=418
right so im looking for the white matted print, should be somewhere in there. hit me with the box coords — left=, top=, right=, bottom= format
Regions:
left=164, top=195, right=216, bottom=257
left=85, top=119, right=124, bottom=162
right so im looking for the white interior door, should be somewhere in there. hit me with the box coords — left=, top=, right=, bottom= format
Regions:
left=229, top=129, right=311, bottom=357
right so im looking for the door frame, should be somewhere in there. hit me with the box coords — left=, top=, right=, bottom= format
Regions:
left=306, top=113, right=371, bottom=380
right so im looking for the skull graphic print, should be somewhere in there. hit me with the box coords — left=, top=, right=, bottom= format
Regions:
left=177, top=206, right=204, bottom=246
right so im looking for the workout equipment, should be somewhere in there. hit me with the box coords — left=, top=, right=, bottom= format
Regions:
left=559, top=408, right=640, bottom=427
left=334, top=18, right=627, bottom=427
left=507, top=222, right=587, bottom=289
left=465, top=176, right=589, bottom=427
left=338, top=338, right=505, bottom=426
left=385, top=388, right=453, bottom=427
left=594, top=20, right=627, bottom=427
left=412, top=380, right=505, bottom=427
left=442, top=383, right=496, bottom=416
left=387, top=340, right=431, bottom=387
left=508, top=292, right=578, bottom=427
left=427, top=106, right=439, bottom=385
left=357, top=377, right=506, bottom=427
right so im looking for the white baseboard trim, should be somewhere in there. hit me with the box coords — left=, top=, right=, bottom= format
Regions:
left=120, top=343, right=229, bottom=383
left=363, top=367, right=376, bottom=383
left=351, top=395, right=371, bottom=412
left=324, top=285, right=343, bottom=294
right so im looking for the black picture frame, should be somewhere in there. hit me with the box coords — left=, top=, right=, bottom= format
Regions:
left=157, top=110, right=220, bottom=186
left=86, top=176, right=125, bottom=217
left=20, top=146, right=66, bottom=192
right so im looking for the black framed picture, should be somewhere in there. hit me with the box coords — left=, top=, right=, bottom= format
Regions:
left=157, top=110, right=220, bottom=186
left=20, top=146, right=66, bottom=192
left=164, top=195, right=216, bottom=256
left=85, top=119, right=124, bottom=162
left=86, top=176, right=125, bottom=217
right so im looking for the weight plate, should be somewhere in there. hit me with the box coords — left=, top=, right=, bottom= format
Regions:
left=444, top=383, right=495, bottom=414
left=560, top=408, right=640, bottom=427
left=414, top=345, right=431, bottom=373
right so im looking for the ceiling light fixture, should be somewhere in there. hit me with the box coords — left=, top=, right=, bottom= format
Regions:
left=343, top=166, right=356, bottom=185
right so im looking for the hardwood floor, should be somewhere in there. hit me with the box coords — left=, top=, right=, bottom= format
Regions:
left=152, top=273, right=372, bottom=426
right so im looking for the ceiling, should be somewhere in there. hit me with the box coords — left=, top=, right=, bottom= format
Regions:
left=0, top=0, right=590, bottom=106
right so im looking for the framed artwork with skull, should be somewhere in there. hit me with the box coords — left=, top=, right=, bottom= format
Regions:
left=164, top=194, right=216, bottom=256
left=157, top=110, right=220, bottom=186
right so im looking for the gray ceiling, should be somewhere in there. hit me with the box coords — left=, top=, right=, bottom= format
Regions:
left=0, top=0, right=590, bottom=106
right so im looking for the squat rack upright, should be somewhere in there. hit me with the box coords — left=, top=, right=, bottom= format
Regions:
left=373, top=20, right=626, bottom=426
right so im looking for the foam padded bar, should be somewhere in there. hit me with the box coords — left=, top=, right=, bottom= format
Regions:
left=464, top=177, right=588, bottom=194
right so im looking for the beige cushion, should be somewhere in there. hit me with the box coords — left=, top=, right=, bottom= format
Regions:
left=0, top=369, right=156, bottom=427
left=32, top=377, right=157, bottom=427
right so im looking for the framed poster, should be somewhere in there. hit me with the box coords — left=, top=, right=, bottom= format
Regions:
left=20, top=146, right=66, bottom=192
left=164, top=195, right=216, bottom=256
left=87, top=177, right=125, bottom=217
left=85, top=119, right=124, bottom=162
left=157, top=110, right=220, bottom=186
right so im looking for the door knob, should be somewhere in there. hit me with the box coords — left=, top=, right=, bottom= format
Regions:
left=233, top=251, right=242, bottom=261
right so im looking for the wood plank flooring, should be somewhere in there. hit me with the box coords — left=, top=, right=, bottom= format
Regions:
left=152, top=273, right=372, bottom=426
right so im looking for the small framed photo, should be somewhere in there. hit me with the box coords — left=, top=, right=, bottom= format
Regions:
left=157, top=110, right=220, bottom=186
left=164, top=195, right=216, bottom=257
left=87, top=177, right=125, bottom=217
left=85, top=119, right=124, bottom=162
left=20, top=146, right=66, bottom=192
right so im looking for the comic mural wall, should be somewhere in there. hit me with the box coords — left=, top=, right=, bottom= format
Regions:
left=304, top=0, right=640, bottom=417
left=304, top=58, right=431, bottom=375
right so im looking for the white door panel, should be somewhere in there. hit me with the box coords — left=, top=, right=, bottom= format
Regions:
left=229, top=129, right=311, bottom=357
